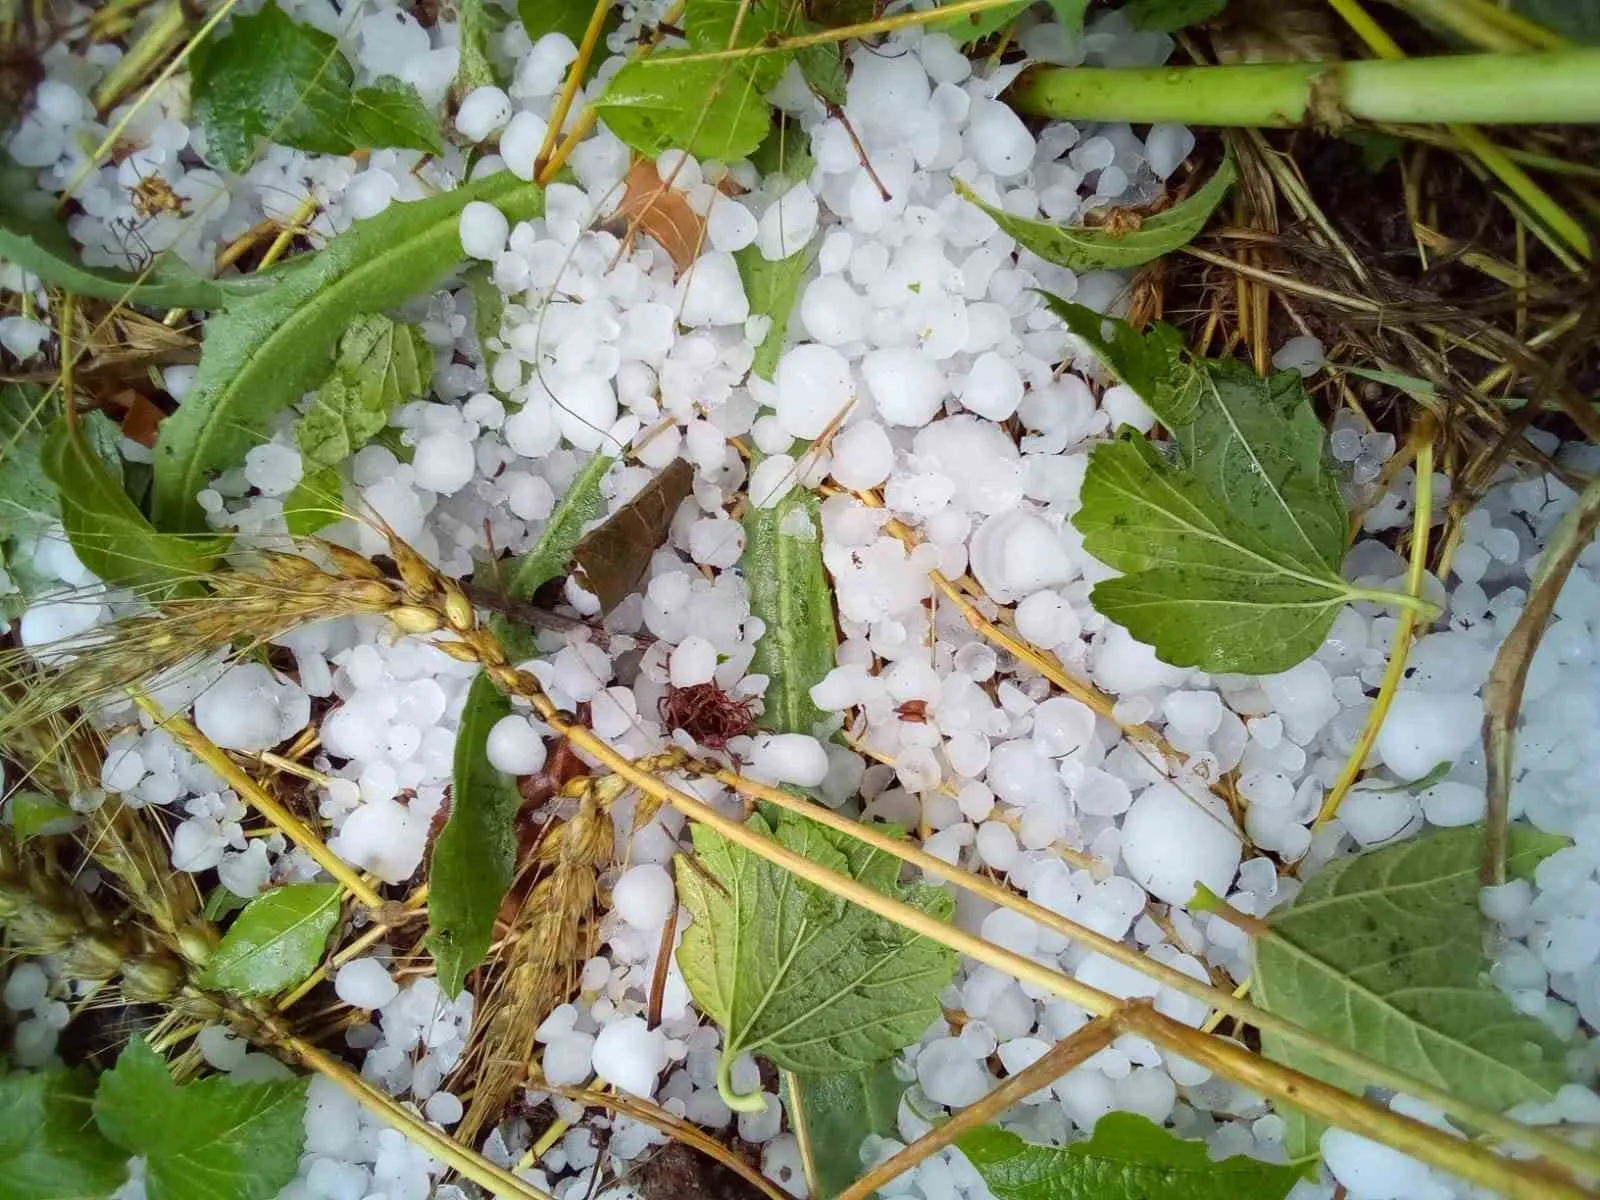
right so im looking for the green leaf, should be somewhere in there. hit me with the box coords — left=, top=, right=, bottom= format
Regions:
left=786, top=1063, right=906, bottom=1200
left=95, top=1038, right=306, bottom=1200
left=687, top=0, right=802, bottom=90
left=427, top=673, right=522, bottom=996
left=202, top=885, right=251, bottom=922
left=281, top=463, right=341, bottom=537
left=931, top=0, right=1028, bottom=44
left=455, top=0, right=500, bottom=95
left=44, top=418, right=224, bottom=594
left=503, top=451, right=614, bottom=600
left=349, top=77, right=445, bottom=156
left=955, top=154, right=1234, bottom=271
left=1255, top=825, right=1571, bottom=1157
left=1041, top=293, right=1187, bottom=413
left=0, top=157, right=263, bottom=310
left=295, top=314, right=431, bottom=469
left=518, top=0, right=621, bottom=75
left=595, top=54, right=772, bottom=163
left=199, top=882, right=341, bottom=997
left=152, top=170, right=543, bottom=530
left=796, top=40, right=847, bottom=106
left=9, top=791, right=82, bottom=840
left=1124, top=0, right=1228, bottom=33
left=190, top=1, right=355, bottom=172
left=958, top=1113, right=1303, bottom=1200
left=736, top=241, right=812, bottom=382
left=742, top=484, right=835, bottom=735
left=1047, top=0, right=1091, bottom=35
left=0, top=385, right=58, bottom=541
left=0, top=1069, right=128, bottom=1200
left=1342, top=129, right=1405, bottom=174
left=675, top=811, right=957, bottom=1105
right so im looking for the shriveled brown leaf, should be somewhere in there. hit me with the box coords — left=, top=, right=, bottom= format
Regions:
left=611, top=159, right=708, bottom=273
left=117, top=391, right=166, bottom=448
left=572, top=458, right=693, bottom=614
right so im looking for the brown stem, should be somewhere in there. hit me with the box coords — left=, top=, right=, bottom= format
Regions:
left=829, top=102, right=891, bottom=201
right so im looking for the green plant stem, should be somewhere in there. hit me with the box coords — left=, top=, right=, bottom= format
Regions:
left=1007, top=50, right=1600, bottom=128
left=1347, top=585, right=1440, bottom=619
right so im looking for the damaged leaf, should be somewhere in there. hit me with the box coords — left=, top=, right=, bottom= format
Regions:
left=295, top=314, right=430, bottom=468
left=571, top=457, right=693, bottom=613
left=610, top=159, right=708, bottom=272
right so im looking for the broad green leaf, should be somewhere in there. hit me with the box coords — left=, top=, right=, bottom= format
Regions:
left=749, top=120, right=816, bottom=186
left=94, top=1038, right=306, bottom=1200
left=796, top=40, right=847, bottom=106
left=1255, top=825, right=1570, bottom=1157
left=0, top=1069, right=128, bottom=1200
left=190, top=1, right=355, bottom=171
left=931, top=0, right=1027, bottom=44
left=427, top=674, right=522, bottom=996
left=518, top=0, right=621, bottom=75
left=595, top=55, right=772, bottom=163
left=9, top=791, right=82, bottom=840
left=202, top=885, right=251, bottom=922
left=503, top=450, right=614, bottom=600
left=295, top=314, right=431, bottom=468
left=0, top=385, right=57, bottom=540
left=44, top=418, right=223, bottom=594
left=958, top=1113, right=1303, bottom=1200
left=281, top=463, right=341, bottom=537
left=152, top=170, right=543, bottom=530
left=1125, top=0, right=1228, bottom=32
left=955, top=154, right=1235, bottom=271
left=687, top=0, right=803, bottom=90
left=455, top=0, right=499, bottom=95
left=675, top=811, right=956, bottom=1104
left=1038, top=293, right=1187, bottom=414
left=737, top=241, right=812, bottom=382
left=742, top=483, right=834, bottom=735
left=786, top=1063, right=906, bottom=1199
left=199, top=881, right=341, bottom=997
left=0, top=157, right=263, bottom=310
left=466, top=262, right=508, bottom=396
left=348, top=78, right=445, bottom=156
left=801, top=0, right=875, bottom=25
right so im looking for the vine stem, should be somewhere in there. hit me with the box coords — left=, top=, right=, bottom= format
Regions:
left=1316, top=428, right=1437, bottom=826
left=131, top=694, right=384, bottom=908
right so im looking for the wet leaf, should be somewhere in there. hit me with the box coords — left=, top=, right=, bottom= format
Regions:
left=675, top=811, right=957, bottom=1100
left=931, top=0, right=1027, bottom=44
left=429, top=674, right=521, bottom=996
left=295, top=314, right=431, bottom=468
left=796, top=40, right=848, bottom=106
left=1125, top=0, right=1228, bottom=32
left=45, top=417, right=224, bottom=595
left=1047, top=294, right=1381, bottom=674
left=8, top=791, right=82, bottom=841
left=1046, top=0, right=1091, bottom=35
left=0, top=157, right=263, bottom=310
left=502, top=451, right=615, bottom=601
left=743, top=482, right=834, bottom=735
left=1511, top=0, right=1599, bottom=42
left=786, top=1063, right=905, bottom=1199
left=466, top=262, right=506, bottom=390
left=611, top=159, right=708, bottom=273
left=0, top=384, right=58, bottom=540
left=1255, top=825, right=1570, bottom=1156
left=737, top=240, right=813, bottom=381
left=199, top=881, right=341, bottom=997
left=802, top=0, right=876, bottom=26
left=750, top=121, right=815, bottom=185
left=959, top=1113, right=1303, bottom=1200
left=191, top=3, right=441, bottom=170
left=955, top=153, right=1235, bottom=271
left=281, top=463, right=341, bottom=537
left=572, top=457, right=693, bottom=613
left=455, top=0, right=499, bottom=95
left=0, top=1068, right=127, bottom=1200
left=348, top=77, right=445, bottom=156
left=95, top=1038, right=306, bottom=1200
left=595, top=54, right=772, bottom=163
left=152, top=170, right=543, bottom=530
left=687, top=0, right=801, bottom=90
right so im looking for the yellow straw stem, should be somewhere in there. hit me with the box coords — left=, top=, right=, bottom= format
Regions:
left=534, top=0, right=614, bottom=178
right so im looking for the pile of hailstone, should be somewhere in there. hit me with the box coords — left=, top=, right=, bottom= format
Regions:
left=5, top=2, right=1600, bottom=1200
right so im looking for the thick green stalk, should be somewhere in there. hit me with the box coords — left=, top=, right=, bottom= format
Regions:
left=1008, top=50, right=1600, bottom=128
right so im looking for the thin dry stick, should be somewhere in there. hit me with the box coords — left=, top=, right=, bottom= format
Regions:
left=708, top=763, right=1600, bottom=1182
left=1316, top=427, right=1437, bottom=826
left=838, top=1017, right=1118, bottom=1200
left=131, top=696, right=383, bottom=908
left=1482, top=476, right=1600, bottom=884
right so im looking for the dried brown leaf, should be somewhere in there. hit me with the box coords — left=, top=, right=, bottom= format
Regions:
left=572, top=458, right=693, bottom=614
left=611, top=159, right=708, bottom=273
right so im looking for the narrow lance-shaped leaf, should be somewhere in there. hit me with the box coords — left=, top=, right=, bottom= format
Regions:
left=959, top=1113, right=1305, bottom=1200
left=45, top=417, right=225, bottom=595
left=675, top=811, right=957, bottom=1108
left=572, top=458, right=694, bottom=614
left=0, top=1068, right=128, bottom=1200
left=595, top=54, right=772, bottom=163
left=9, top=791, right=82, bottom=841
left=1254, top=825, right=1571, bottom=1156
left=955, top=152, right=1235, bottom=271
left=153, top=170, right=543, bottom=530
left=199, top=881, right=342, bottom=997
left=737, top=240, right=813, bottom=382
left=428, top=451, right=616, bottom=992
left=94, top=1038, right=307, bottom=1200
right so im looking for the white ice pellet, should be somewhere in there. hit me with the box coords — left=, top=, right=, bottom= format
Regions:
left=750, top=454, right=799, bottom=508
left=500, top=110, right=549, bottom=180
left=486, top=714, right=547, bottom=775
left=3, top=961, right=48, bottom=1012
left=1144, top=123, right=1195, bottom=179
left=753, top=733, right=829, bottom=787
left=198, top=1025, right=249, bottom=1072
left=799, top=275, right=867, bottom=347
left=455, top=86, right=513, bottom=142
left=829, top=421, right=894, bottom=490
left=775, top=343, right=854, bottom=440
left=916, top=1036, right=991, bottom=1107
left=459, top=201, right=510, bottom=260
left=707, top=195, right=759, bottom=252
left=1374, top=691, right=1481, bottom=781
left=550, top=376, right=620, bottom=452
left=592, top=1016, right=669, bottom=1098
left=961, top=352, right=1024, bottom=421
left=757, top=184, right=820, bottom=261
left=195, top=664, right=308, bottom=752
left=669, top=636, right=719, bottom=688
left=1322, top=1128, right=1433, bottom=1200
left=336, top=958, right=400, bottom=1009
left=1120, top=782, right=1241, bottom=906
left=861, top=347, right=946, bottom=427
left=676, top=251, right=749, bottom=326
left=544, top=1032, right=597, bottom=1086
left=412, top=432, right=477, bottom=494
left=0, top=316, right=48, bottom=359
left=425, top=1091, right=464, bottom=1126
left=970, top=99, right=1035, bottom=177
left=613, top=864, right=675, bottom=931
left=1014, top=590, right=1078, bottom=650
